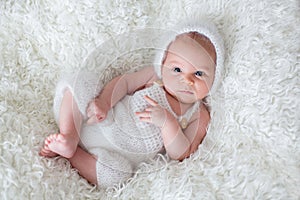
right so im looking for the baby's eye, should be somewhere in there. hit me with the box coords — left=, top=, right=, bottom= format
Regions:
left=195, top=71, right=204, bottom=77
left=173, top=67, right=182, bottom=73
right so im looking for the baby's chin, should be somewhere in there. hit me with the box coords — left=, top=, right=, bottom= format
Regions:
left=175, top=95, right=200, bottom=105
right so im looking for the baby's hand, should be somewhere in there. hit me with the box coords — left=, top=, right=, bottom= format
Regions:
left=135, top=95, right=171, bottom=128
left=86, top=97, right=109, bottom=125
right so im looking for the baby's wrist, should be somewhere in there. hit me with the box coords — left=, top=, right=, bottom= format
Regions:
left=96, top=95, right=110, bottom=108
left=161, top=112, right=179, bottom=130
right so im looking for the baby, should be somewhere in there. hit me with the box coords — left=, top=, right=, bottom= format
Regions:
left=40, top=20, right=224, bottom=188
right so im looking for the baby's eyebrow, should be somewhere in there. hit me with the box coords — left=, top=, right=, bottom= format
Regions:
left=167, top=59, right=183, bottom=66
left=193, top=65, right=210, bottom=72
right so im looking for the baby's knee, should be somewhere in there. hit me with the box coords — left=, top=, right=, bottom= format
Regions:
left=94, top=149, right=133, bottom=188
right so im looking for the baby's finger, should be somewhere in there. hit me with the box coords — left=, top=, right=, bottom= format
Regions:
left=87, top=108, right=93, bottom=118
left=138, top=117, right=152, bottom=124
left=145, top=107, right=154, bottom=112
left=135, top=111, right=152, bottom=118
left=86, top=101, right=95, bottom=117
left=87, top=107, right=97, bottom=118
left=86, top=112, right=106, bottom=125
left=96, top=113, right=106, bottom=121
left=86, top=115, right=98, bottom=125
left=144, top=95, right=158, bottom=106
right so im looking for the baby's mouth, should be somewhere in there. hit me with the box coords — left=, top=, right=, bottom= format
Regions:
left=178, top=90, right=194, bottom=95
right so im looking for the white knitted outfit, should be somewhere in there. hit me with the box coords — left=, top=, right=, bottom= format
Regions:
left=53, top=19, right=224, bottom=188
left=53, top=73, right=199, bottom=188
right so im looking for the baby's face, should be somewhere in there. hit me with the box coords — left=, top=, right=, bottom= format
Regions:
left=162, top=34, right=216, bottom=104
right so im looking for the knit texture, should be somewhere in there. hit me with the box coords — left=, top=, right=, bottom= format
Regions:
left=53, top=74, right=200, bottom=187
left=54, top=75, right=199, bottom=156
left=94, top=148, right=133, bottom=188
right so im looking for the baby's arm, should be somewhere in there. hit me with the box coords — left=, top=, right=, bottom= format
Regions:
left=166, top=105, right=210, bottom=160
left=136, top=97, right=210, bottom=160
left=87, top=67, right=157, bottom=124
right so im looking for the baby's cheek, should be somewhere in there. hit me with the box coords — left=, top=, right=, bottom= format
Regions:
left=195, top=82, right=209, bottom=97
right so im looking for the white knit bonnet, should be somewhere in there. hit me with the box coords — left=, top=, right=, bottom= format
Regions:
left=153, top=19, right=225, bottom=95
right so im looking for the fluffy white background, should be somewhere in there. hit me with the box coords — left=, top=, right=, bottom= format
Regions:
left=0, top=0, right=299, bottom=199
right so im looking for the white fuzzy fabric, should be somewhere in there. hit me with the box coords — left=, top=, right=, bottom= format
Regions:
left=0, top=0, right=299, bottom=199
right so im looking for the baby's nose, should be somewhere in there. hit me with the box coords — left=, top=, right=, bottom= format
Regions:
left=181, top=74, right=194, bottom=85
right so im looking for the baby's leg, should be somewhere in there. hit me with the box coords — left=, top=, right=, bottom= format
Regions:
left=68, top=146, right=134, bottom=187
left=91, top=148, right=133, bottom=188
left=68, top=146, right=97, bottom=185
left=40, top=89, right=82, bottom=158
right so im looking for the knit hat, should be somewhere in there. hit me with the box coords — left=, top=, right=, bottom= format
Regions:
left=153, top=19, right=225, bottom=95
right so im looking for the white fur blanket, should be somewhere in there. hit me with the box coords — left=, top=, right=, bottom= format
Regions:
left=0, top=0, right=299, bottom=199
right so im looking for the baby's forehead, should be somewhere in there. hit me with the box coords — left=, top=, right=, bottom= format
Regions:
left=165, top=38, right=216, bottom=72
left=171, top=32, right=216, bottom=63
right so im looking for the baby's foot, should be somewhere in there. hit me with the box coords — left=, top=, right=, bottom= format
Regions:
left=39, top=144, right=58, bottom=158
left=40, top=133, right=79, bottom=158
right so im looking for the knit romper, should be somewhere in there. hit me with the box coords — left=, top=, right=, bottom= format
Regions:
left=53, top=72, right=199, bottom=187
